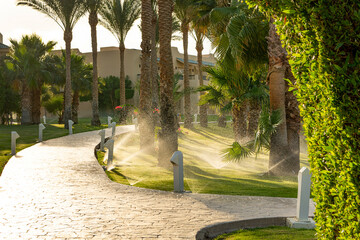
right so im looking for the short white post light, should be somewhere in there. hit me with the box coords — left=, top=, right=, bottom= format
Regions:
left=43, top=115, right=46, bottom=124
left=133, top=117, right=138, bottom=131
left=286, top=167, right=315, bottom=229
left=98, top=129, right=105, bottom=151
left=111, top=122, right=116, bottom=137
left=107, top=116, right=112, bottom=128
left=104, top=139, right=114, bottom=170
left=170, top=151, right=184, bottom=193
left=11, top=131, right=20, bottom=156
left=68, top=120, right=74, bottom=135
left=194, top=113, right=198, bottom=123
left=39, top=123, right=46, bottom=142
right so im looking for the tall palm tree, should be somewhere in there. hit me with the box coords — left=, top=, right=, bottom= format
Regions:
left=99, top=0, right=141, bottom=107
left=267, top=19, right=300, bottom=175
left=17, top=0, right=85, bottom=129
left=174, top=0, right=196, bottom=129
left=150, top=0, right=160, bottom=117
left=139, top=0, right=155, bottom=151
left=83, top=0, right=103, bottom=126
left=191, top=24, right=208, bottom=127
left=7, top=34, right=55, bottom=125
left=157, top=0, right=178, bottom=168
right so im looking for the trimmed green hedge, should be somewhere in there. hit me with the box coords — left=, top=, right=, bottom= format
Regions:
left=247, top=1, right=360, bottom=239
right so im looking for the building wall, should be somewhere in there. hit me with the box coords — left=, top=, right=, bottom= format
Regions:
left=80, top=46, right=216, bottom=115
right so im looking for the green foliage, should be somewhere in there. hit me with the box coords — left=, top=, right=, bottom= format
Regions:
left=99, top=0, right=141, bottom=43
left=42, top=95, right=63, bottom=120
left=98, top=75, right=134, bottom=113
left=247, top=0, right=360, bottom=238
left=0, top=58, right=20, bottom=124
left=222, top=108, right=282, bottom=162
left=214, top=226, right=315, bottom=240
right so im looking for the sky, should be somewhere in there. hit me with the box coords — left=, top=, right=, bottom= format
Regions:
left=0, top=0, right=214, bottom=56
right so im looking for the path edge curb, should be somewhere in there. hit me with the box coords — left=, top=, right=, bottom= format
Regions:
left=195, top=216, right=291, bottom=240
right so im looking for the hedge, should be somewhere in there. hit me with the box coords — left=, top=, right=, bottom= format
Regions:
left=247, top=0, right=360, bottom=239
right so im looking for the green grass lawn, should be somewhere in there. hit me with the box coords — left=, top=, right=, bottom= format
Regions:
left=0, top=118, right=108, bottom=175
left=180, top=114, right=232, bottom=122
left=99, top=123, right=310, bottom=197
left=214, top=226, right=316, bottom=240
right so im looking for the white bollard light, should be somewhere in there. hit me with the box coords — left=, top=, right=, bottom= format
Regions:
left=68, top=120, right=74, bottom=135
left=104, top=139, right=114, bottom=170
left=11, top=131, right=20, bottom=156
left=39, top=123, right=46, bottom=142
left=286, top=167, right=315, bottom=229
left=111, top=122, right=116, bottom=137
left=170, top=151, right=184, bottom=193
left=134, top=118, right=138, bottom=131
left=194, top=114, right=198, bottom=123
left=107, top=116, right=112, bottom=128
left=98, top=129, right=105, bottom=152
left=43, top=115, right=46, bottom=124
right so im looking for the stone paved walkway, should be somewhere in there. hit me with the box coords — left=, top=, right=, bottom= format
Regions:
left=0, top=126, right=315, bottom=239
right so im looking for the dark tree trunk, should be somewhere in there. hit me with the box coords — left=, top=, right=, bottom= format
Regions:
left=31, top=88, right=41, bottom=124
left=89, top=11, right=101, bottom=126
left=72, top=90, right=80, bottom=124
left=218, top=113, right=226, bottom=128
left=247, top=100, right=260, bottom=138
left=232, top=102, right=247, bottom=143
left=119, top=41, right=126, bottom=106
left=21, top=81, right=32, bottom=125
left=182, top=22, right=192, bottom=129
left=139, top=0, right=155, bottom=151
left=151, top=7, right=160, bottom=127
left=64, top=29, right=73, bottom=129
left=158, top=0, right=178, bottom=168
left=197, top=39, right=208, bottom=127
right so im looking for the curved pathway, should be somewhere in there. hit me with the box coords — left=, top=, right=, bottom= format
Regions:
left=0, top=126, right=314, bottom=239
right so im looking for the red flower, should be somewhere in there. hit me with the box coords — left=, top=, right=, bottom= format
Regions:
left=115, top=106, right=122, bottom=110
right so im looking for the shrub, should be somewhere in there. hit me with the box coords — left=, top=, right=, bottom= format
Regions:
left=247, top=1, right=360, bottom=238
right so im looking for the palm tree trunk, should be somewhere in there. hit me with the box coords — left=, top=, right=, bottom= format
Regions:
left=21, top=81, right=32, bottom=125
left=119, top=41, right=126, bottom=106
left=151, top=10, right=160, bottom=127
left=285, top=60, right=301, bottom=174
left=89, top=11, right=101, bottom=126
left=72, top=90, right=79, bottom=124
left=64, top=29, right=72, bottom=129
left=139, top=0, right=155, bottom=151
left=183, top=22, right=192, bottom=129
left=268, top=20, right=290, bottom=175
left=31, top=88, right=41, bottom=124
left=247, top=100, right=260, bottom=138
left=218, top=112, right=226, bottom=128
left=232, top=102, right=247, bottom=143
left=196, top=39, right=207, bottom=127
left=158, top=0, right=178, bottom=168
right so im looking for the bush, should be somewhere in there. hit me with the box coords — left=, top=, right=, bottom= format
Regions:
left=247, top=1, right=360, bottom=238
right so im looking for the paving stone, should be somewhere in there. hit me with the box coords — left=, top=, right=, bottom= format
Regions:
left=0, top=126, right=315, bottom=239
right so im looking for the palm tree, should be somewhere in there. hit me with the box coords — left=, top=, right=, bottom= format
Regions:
left=7, top=34, right=55, bottom=125
left=139, top=0, right=155, bottom=151
left=99, top=0, right=141, bottom=108
left=82, top=0, right=103, bottom=126
left=174, top=0, right=197, bottom=129
left=17, top=0, right=85, bottom=129
left=157, top=0, right=178, bottom=168
left=68, top=54, right=92, bottom=124
left=191, top=25, right=208, bottom=128
left=267, top=19, right=300, bottom=175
